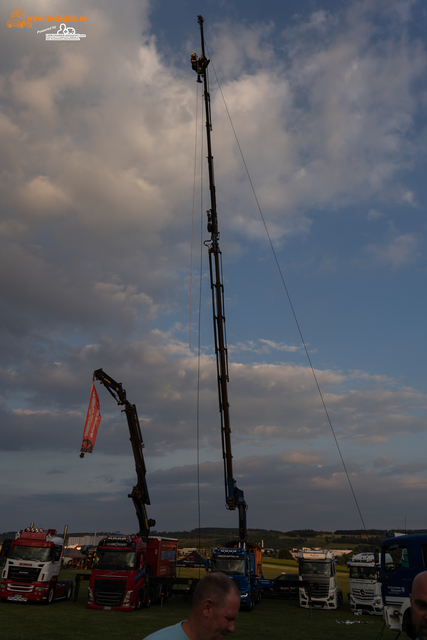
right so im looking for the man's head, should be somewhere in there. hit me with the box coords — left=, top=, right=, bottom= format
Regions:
left=411, top=571, right=427, bottom=640
left=189, top=572, right=240, bottom=640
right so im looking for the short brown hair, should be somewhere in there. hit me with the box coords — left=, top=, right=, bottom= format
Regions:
left=192, top=572, right=240, bottom=609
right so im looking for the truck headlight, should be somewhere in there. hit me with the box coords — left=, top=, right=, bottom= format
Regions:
left=88, top=588, right=94, bottom=603
left=123, top=591, right=133, bottom=604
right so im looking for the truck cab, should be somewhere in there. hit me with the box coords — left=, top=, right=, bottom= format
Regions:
left=381, top=533, right=427, bottom=638
left=298, top=547, right=342, bottom=609
left=0, top=526, right=72, bottom=604
left=208, top=542, right=262, bottom=611
left=347, top=552, right=383, bottom=615
left=87, top=535, right=147, bottom=611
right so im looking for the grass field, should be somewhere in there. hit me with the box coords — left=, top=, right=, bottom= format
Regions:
left=1, top=567, right=398, bottom=640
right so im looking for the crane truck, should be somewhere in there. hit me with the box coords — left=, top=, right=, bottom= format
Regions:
left=0, top=524, right=73, bottom=604
left=192, top=16, right=262, bottom=611
left=81, top=369, right=178, bottom=611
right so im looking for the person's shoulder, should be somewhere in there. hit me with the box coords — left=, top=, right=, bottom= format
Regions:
left=144, top=621, right=187, bottom=640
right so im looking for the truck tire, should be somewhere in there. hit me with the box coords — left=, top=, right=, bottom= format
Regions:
left=65, top=583, right=73, bottom=600
left=144, top=591, right=151, bottom=608
left=403, top=610, right=416, bottom=639
left=45, top=584, right=55, bottom=605
left=135, top=591, right=143, bottom=611
left=246, top=593, right=254, bottom=611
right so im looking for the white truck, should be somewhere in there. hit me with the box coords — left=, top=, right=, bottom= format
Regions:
left=347, top=552, right=383, bottom=615
left=298, top=547, right=342, bottom=609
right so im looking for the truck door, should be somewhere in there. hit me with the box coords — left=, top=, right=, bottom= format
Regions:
left=382, top=542, right=415, bottom=602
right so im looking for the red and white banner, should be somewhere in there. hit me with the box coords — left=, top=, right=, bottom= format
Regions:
left=80, top=383, right=101, bottom=456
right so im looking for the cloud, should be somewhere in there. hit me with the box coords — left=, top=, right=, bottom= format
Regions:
left=220, top=0, right=425, bottom=228
left=363, top=225, right=421, bottom=268
left=367, top=209, right=385, bottom=221
left=1, top=329, right=425, bottom=459
left=373, top=456, right=396, bottom=468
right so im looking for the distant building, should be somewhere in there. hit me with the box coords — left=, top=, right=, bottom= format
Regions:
left=68, top=535, right=104, bottom=548
left=290, top=548, right=352, bottom=559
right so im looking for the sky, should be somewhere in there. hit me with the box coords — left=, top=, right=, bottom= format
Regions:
left=1, top=0, right=426, bottom=538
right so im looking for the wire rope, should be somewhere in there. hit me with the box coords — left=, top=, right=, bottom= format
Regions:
left=194, top=82, right=205, bottom=569
left=189, top=84, right=199, bottom=348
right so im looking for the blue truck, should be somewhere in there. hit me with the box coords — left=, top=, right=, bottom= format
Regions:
left=207, top=543, right=262, bottom=611
left=380, top=532, right=427, bottom=638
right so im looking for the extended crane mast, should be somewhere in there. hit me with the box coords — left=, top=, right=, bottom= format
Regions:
left=192, top=15, right=247, bottom=545
left=92, top=369, right=156, bottom=539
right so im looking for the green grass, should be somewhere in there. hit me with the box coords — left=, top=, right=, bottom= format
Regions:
left=1, top=567, right=396, bottom=640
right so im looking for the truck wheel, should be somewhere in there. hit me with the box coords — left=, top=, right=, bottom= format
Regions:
left=246, top=593, right=254, bottom=611
left=144, top=592, right=151, bottom=608
left=403, top=610, right=416, bottom=639
left=45, top=585, right=55, bottom=605
left=135, top=591, right=143, bottom=611
left=65, top=584, right=73, bottom=600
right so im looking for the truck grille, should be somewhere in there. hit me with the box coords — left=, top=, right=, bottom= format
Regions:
left=305, top=583, right=329, bottom=598
left=353, top=588, right=375, bottom=601
left=94, top=579, right=127, bottom=607
left=5, top=582, right=34, bottom=593
left=7, top=566, right=41, bottom=582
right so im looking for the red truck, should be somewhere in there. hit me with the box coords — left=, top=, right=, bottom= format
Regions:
left=87, top=534, right=178, bottom=611
left=0, top=525, right=73, bottom=604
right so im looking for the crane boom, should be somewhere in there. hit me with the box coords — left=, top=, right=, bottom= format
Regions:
left=92, top=368, right=155, bottom=539
left=193, top=15, right=247, bottom=544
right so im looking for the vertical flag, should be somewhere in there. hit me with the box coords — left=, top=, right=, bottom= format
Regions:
left=80, top=383, right=101, bottom=457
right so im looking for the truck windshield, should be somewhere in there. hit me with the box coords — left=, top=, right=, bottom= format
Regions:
left=93, top=549, right=136, bottom=570
left=212, top=556, right=245, bottom=575
left=349, top=566, right=378, bottom=580
left=299, top=561, right=332, bottom=576
left=10, top=546, right=52, bottom=562
left=383, top=546, right=410, bottom=573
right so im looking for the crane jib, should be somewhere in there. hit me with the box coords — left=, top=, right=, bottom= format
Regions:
left=193, top=16, right=248, bottom=543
